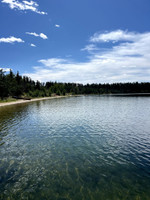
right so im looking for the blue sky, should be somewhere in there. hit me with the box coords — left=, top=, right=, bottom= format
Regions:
left=0, top=0, right=150, bottom=83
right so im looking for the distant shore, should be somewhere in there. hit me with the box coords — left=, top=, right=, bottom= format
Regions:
left=103, top=93, right=150, bottom=97
left=0, top=96, right=68, bottom=107
left=1, top=93, right=150, bottom=108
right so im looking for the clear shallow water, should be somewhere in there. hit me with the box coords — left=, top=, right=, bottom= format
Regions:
left=0, top=96, right=150, bottom=200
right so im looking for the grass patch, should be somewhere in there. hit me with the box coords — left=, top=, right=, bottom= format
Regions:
left=0, top=97, right=17, bottom=103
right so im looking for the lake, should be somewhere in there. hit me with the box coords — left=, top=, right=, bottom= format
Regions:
left=0, top=96, right=150, bottom=200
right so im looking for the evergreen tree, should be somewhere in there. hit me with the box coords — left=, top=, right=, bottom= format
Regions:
left=0, top=69, right=150, bottom=100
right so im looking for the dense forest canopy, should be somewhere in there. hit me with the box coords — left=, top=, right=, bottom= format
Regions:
left=0, top=69, right=150, bottom=99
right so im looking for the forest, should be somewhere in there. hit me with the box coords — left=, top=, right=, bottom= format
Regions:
left=0, top=69, right=150, bottom=99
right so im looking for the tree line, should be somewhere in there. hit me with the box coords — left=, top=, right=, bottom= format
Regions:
left=0, top=69, right=150, bottom=99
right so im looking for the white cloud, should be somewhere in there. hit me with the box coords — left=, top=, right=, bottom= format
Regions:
left=1, top=0, right=47, bottom=15
left=24, top=30, right=150, bottom=83
left=90, top=30, right=140, bottom=43
left=39, top=58, right=67, bottom=67
left=26, top=32, right=39, bottom=37
left=39, top=33, right=48, bottom=40
left=30, top=43, right=36, bottom=47
left=0, top=36, right=24, bottom=43
left=26, top=32, right=48, bottom=39
left=55, top=24, right=60, bottom=28
left=81, top=44, right=98, bottom=52
left=0, top=67, right=11, bottom=72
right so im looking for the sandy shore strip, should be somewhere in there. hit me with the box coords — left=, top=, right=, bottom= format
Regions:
left=0, top=96, right=68, bottom=107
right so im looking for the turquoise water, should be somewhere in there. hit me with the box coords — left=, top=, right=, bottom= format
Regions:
left=0, top=96, right=150, bottom=200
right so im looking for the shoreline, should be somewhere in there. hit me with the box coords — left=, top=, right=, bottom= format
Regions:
left=1, top=93, right=149, bottom=108
left=0, top=96, right=68, bottom=108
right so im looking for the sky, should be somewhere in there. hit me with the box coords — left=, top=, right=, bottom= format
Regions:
left=0, top=0, right=150, bottom=83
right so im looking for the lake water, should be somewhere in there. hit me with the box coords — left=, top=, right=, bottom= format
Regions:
left=0, top=96, right=150, bottom=200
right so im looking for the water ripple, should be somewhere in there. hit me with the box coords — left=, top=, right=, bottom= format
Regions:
left=0, top=96, right=150, bottom=199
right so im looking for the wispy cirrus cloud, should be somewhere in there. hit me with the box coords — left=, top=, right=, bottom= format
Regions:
left=26, top=32, right=48, bottom=39
left=30, top=43, right=36, bottom=47
left=55, top=24, right=60, bottom=28
left=81, top=44, right=98, bottom=52
left=90, top=30, right=140, bottom=43
left=0, top=36, right=24, bottom=43
left=24, top=30, right=150, bottom=83
left=1, top=0, right=47, bottom=15
left=39, top=58, right=67, bottom=67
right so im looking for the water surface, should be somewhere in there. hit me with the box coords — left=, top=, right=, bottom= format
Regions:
left=0, top=96, right=150, bottom=200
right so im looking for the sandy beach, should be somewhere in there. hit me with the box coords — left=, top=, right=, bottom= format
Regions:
left=0, top=96, right=67, bottom=108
